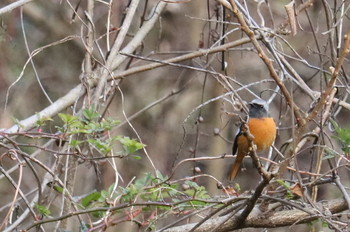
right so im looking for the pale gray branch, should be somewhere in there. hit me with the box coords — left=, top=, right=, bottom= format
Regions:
left=93, top=1, right=165, bottom=103
left=108, top=0, right=141, bottom=63
left=3, top=85, right=85, bottom=134
left=0, top=0, right=34, bottom=15
left=0, top=37, right=260, bottom=134
left=93, top=0, right=142, bottom=104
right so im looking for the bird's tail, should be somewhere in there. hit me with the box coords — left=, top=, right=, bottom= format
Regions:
left=228, top=153, right=244, bottom=181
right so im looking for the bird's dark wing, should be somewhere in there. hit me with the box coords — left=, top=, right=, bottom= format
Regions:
left=232, top=130, right=241, bottom=155
left=228, top=129, right=243, bottom=180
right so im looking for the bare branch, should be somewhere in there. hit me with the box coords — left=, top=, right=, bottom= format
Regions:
left=0, top=0, right=34, bottom=15
left=163, top=198, right=347, bottom=232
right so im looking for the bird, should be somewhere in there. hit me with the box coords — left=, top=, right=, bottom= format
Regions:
left=228, top=99, right=276, bottom=181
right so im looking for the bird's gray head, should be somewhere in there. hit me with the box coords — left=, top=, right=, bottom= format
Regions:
left=248, top=99, right=269, bottom=118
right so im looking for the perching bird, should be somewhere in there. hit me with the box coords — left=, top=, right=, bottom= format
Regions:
left=228, top=99, right=276, bottom=180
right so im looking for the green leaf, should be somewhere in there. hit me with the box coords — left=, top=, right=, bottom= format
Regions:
left=276, top=179, right=290, bottom=189
left=46, top=181, right=64, bottom=194
left=12, top=117, right=24, bottom=129
left=58, top=113, right=83, bottom=133
left=234, top=183, right=241, bottom=192
left=83, top=122, right=104, bottom=133
left=155, top=170, right=167, bottom=182
left=35, top=113, right=53, bottom=127
left=53, top=185, right=64, bottom=194
left=117, top=136, right=145, bottom=154
left=82, top=107, right=100, bottom=122
left=35, top=203, right=51, bottom=217
left=108, top=183, right=117, bottom=196
left=88, top=139, right=112, bottom=154
left=321, top=220, right=329, bottom=227
left=131, top=154, right=142, bottom=160
left=168, top=185, right=180, bottom=197
left=185, top=180, right=200, bottom=189
left=323, top=148, right=336, bottom=160
left=135, top=172, right=152, bottom=188
left=98, top=118, right=120, bottom=131
left=182, top=181, right=209, bottom=199
left=189, top=200, right=207, bottom=206
left=69, top=139, right=82, bottom=148
left=331, top=119, right=350, bottom=154
left=276, top=179, right=294, bottom=199
left=81, top=191, right=101, bottom=208
left=91, top=210, right=105, bottom=218
left=58, top=113, right=73, bottom=124
left=99, top=190, right=108, bottom=202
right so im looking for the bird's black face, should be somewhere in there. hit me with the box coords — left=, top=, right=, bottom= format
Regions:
left=248, top=102, right=268, bottom=118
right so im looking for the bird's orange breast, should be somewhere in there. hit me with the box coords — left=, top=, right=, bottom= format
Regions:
left=237, top=117, right=276, bottom=154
